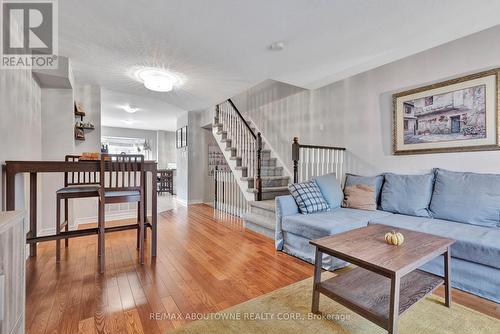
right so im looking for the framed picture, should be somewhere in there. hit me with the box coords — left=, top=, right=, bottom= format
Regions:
left=207, top=144, right=228, bottom=176
left=176, top=126, right=188, bottom=149
left=393, top=68, right=500, bottom=155
left=176, top=128, right=182, bottom=149
left=181, top=126, right=188, bottom=147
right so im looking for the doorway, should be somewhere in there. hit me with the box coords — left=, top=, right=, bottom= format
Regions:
left=450, top=116, right=461, bottom=134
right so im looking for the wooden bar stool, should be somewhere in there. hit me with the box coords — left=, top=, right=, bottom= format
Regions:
left=55, top=155, right=100, bottom=261
left=98, top=154, right=145, bottom=273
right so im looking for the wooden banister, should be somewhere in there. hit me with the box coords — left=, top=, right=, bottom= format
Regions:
left=292, top=137, right=346, bottom=183
left=215, top=99, right=263, bottom=201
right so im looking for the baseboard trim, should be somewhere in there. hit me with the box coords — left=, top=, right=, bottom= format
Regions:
left=175, top=198, right=188, bottom=206
left=74, top=209, right=153, bottom=226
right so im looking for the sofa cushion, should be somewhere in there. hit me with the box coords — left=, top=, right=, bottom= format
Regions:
left=369, top=214, right=500, bottom=270
left=288, top=180, right=330, bottom=214
left=282, top=208, right=392, bottom=240
left=342, top=184, right=376, bottom=210
left=430, top=169, right=500, bottom=228
left=344, top=173, right=384, bottom=205
left=380, top=173, right=434, bottom=217
left=313, top=173, right=343, bottom=209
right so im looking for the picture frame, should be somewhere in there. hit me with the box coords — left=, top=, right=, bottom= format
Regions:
left=176, top=126, right=188, bottom=149
left=393, top=68, right=500, bottom=155
left=176, top=128, right=182, bottom=149
left=181, top=126, right=188, bottom=147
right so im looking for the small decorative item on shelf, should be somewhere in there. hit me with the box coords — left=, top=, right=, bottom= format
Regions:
left=75, top=128, right=85, bottom=141
left=75, top=120, right=95, bottom=130
left=384, top=231, right=405, bottom=246
left=74, top=102, right=85, bottom=117
left=101, top=144, right=109, bottom=153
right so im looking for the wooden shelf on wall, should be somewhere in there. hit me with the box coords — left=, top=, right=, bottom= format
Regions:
left=74, top=102, right=94, bottom=142
left=75, top=125, right=95, bottom=130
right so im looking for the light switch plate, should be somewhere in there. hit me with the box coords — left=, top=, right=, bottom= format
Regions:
left=0, top=274, right=4, bottom=321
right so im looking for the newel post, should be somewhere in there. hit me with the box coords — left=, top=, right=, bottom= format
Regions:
left=292, top=137, right=300, bottom=183
left=214, top=104, right=220, bottom=124
left=256, top=132, right=263, bottom=201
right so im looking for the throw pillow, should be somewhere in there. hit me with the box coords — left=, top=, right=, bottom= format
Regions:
left=342, top=184, right=377, bottom=211
left=288, top=180, right=330, bottom=214
left=344, top=173, right=384, bottom=205
left=380, top=172, right=434, bottom=217
left=313, top=173, right=343, bottom=209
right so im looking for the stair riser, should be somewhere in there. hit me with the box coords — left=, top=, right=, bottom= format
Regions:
left=238, top=166, right=283, bottom=178
left=244, top=221, right=274, bottom=238
left=250, top=206, right=276, bottom=219
left=247, top=178, right=289, bottom=188
left=258, top=190, right=290, bottom=200
left=260, top=159, right=277, bottom=167
left=261, top=167, right=284, bottom=177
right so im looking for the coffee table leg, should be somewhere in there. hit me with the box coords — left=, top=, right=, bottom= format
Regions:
left=311, top=247, right=322, bottom=314
left=388, top=273, right=400, bottom=334
left=444, top=247, right=451, bottom=307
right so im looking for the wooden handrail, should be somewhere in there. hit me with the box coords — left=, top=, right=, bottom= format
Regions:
left=227, top=98, right=257, bottom=139
left=293, top=137, right=346, bottom=151
left=292, top=137, right=346, bottom=183
left=215, top=99, right=263, bottom=201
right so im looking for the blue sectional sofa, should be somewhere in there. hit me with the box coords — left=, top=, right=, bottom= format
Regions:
left=275, top=169, right=500, bottom=303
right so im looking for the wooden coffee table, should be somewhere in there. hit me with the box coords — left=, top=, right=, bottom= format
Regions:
left=310, top=224, right=455, bottom=334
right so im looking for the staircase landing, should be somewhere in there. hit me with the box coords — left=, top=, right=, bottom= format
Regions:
left=243, top=199, right=278, bottom=238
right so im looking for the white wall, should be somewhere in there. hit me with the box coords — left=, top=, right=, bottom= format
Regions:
left=175, top=112, right=189, bottom=203
left=157, top=130, right=176, bottom=169
left=234, top=24, right=500, bottom=177
left=187, top=111, right=205, bottom=204
left=0, top=69, right=42, bottom=216
left=40, top=89, right=75, bottom=234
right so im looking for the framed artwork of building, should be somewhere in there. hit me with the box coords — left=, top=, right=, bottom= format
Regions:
left=393, top=68, right=500, bottom=154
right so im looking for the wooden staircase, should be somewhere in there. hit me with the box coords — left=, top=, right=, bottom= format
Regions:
left=212, top=99, right=290, bottom=236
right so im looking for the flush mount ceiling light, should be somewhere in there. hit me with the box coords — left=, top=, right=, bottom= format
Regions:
left=122, top=104, right=139, bottom=113
left=269, top=41, right=285, bottom=51
left=136, top=68, right=179, bottom=92
left=122, top=119, right=135, bottom=125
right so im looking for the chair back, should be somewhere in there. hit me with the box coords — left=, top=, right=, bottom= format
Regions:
left=65, top=155, right=99, bottom=186
left=99, top=154, right=145, bottom=192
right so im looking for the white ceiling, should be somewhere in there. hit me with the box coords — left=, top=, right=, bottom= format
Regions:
left=100, top=89, right=184, bottom=131
left=59, top=0, right=500, bottom=129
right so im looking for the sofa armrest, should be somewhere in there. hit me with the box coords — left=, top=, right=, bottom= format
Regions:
left=275, top=195, right=299, bottom=219
left=275, top=195, right=299, bottom=250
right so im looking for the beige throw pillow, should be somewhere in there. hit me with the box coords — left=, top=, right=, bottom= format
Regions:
left=342, top=184, right=376, bottom=211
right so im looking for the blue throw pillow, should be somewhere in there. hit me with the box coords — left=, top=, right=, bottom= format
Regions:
left=380, top=173, right=434, bottom=217
left=430, top=169, right=500, bottom=228
left=313, top=173, right=343, bottom=209
left=288, top=180, right=330, bottom=214
left=344, top=173, right=384, bottom=205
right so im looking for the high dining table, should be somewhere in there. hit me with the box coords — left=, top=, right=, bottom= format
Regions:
left=3, top=160, right=157, bottom=258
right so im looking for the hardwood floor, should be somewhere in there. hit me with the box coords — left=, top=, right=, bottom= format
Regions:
left=25, top=204, right=499, bottom=333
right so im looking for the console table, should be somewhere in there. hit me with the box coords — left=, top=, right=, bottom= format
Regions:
left=3, top=160, right=158, bottom=258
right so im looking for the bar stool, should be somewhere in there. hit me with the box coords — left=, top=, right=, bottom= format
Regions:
left=98, top=154, right=145, bottom=273
left=55, top=155, right=100, bottom=261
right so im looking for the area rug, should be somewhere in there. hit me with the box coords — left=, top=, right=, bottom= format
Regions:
left=171, top=274, right=500, bottom=334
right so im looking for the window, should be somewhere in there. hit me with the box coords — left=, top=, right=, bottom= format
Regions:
left=101, top=136, right=152, bottom=159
